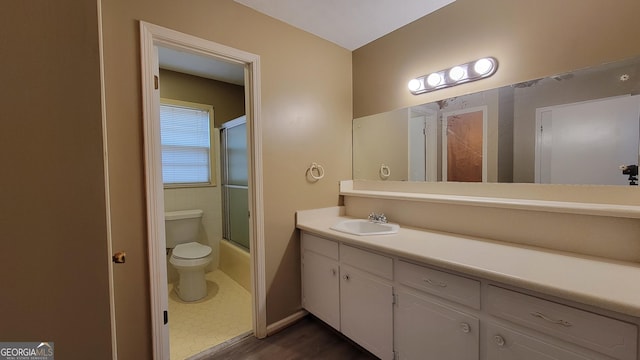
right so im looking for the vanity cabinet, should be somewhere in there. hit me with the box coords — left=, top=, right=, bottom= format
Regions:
left=301, top=233, right=394, bottom=360
left=300, top=233, right=340, bottom=330
left=300, top=230, right=639, bottom=360
left=340, top=245, right=394, bottom=360
left=395, top=260, right=480, bottom=360
left=486, top=285, right=638, bottom=360
left=395, top=290, right=479, bottom=360
left=485, top=322, right=595, bottom=360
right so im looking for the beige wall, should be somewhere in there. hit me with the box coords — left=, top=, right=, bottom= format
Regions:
left=101, top=0, right=352, bottom=357
left=353, top=0, right=640, bottom=118
left=159, top=69, right=245, bottom=127
left=353, top=108, right=409, bottom=180
left=0, top=1, right=113, bottom=359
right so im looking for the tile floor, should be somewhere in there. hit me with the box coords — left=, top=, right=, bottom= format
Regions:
left=169, top=270, right=252, bottom=360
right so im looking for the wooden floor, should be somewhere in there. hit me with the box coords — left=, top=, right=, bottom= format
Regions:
left=201, top=316, right=378, bottom=360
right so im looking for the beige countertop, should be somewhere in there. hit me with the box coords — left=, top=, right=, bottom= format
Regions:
left=296, top=206, right=640, bottom=318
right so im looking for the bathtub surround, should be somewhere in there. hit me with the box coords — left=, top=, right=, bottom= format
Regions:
left=219, top=240, right=251, bottom=292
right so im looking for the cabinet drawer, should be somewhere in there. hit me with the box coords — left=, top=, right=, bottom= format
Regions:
left=486, top=322, right=598, bottom=360
left=487, top=285, right=638, bottom=360
left=302, top=232, right=339, bottom=260
left=340, top=244, right=392, bottom=280
left=397, top=260, right=480, bottom=309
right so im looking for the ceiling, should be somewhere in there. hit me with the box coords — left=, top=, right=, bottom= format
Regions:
left=234, top=0, right=456, bottom=51
left=158, top=47, right=245, bottom=86
left=158, top=0, right=456, bottom=85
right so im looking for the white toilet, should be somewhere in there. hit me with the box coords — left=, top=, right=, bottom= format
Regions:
left=165, top=209, right=212, bottom=302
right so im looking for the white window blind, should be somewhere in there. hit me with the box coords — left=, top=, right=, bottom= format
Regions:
left=160, top=104, right=211, bottom=184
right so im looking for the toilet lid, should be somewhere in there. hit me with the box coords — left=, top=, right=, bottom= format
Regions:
left=173, top=242, right=212, bottom=259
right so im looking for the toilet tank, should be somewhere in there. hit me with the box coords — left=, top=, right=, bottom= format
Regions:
left=165, top=209, right=203, bottom=248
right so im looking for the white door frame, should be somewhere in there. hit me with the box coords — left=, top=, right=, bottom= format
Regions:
left=139, top=21, right=266, bottom=359
left=424, top=110, right=438, bottom=182
left=441, top=106, right=488, bottom=182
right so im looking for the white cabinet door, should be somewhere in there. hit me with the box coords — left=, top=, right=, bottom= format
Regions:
left=395, top=290, right=479, bottom=360
left=340, top=264, right=394, bottom=360
left=486, top=323, right=598, bottom=360
left=301, top=249, right=340, bottom=330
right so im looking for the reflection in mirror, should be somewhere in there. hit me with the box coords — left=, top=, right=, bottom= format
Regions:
left=353, top=56, right=640, bottom=186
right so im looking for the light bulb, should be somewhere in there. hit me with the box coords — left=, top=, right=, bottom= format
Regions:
left=449, top=66, right=465, bottom=81
left=408, top=78, right=422, bottom=92
left=426, top=73, right=442, bottom=87
left=474, top=58, right=493, bottom=75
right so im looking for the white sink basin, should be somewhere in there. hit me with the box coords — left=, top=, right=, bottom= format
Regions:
left=330, top=219, right=400, bottom=236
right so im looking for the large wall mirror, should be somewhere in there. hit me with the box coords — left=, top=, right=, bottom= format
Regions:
left=354, top=56, right=640, bottom=186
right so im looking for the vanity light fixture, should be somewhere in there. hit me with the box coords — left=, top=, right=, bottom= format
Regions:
left=408, top=57, right=498, bottom=95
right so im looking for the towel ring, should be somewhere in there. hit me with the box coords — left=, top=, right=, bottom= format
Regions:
left=307, top=162, right=325, bottom=181
left=379, top=164, right=391, bottom=179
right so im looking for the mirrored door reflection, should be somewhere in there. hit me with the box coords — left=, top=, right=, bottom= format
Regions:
left=443, top=107, right=487, bottom=182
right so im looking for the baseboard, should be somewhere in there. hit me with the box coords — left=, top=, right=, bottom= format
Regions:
left=188, top=310, right=308, bottom=359
left=187, top=331, right=253, bottom=360
left=266, top=309, right=309, bottom=336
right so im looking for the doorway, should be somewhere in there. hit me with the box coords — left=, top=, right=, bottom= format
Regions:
left=139, top=22, right=266, bottom=360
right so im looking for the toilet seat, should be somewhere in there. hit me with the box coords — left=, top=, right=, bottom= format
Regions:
left=172, top=242, right=212, bottom=260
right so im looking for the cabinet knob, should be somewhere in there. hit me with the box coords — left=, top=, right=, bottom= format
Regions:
left=331, top=268, right=337, bottom=276
left=343, top=274, right=350, bottom=281
left=494, top=335, right=506, bottom=347
left=460, top=322, right=471, bottom=333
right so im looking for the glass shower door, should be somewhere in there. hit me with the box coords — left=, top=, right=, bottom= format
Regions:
left=221, top=116, right=249, bottom=251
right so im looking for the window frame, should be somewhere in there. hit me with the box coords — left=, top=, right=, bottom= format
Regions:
left=160, top=98, right=216, bottom=188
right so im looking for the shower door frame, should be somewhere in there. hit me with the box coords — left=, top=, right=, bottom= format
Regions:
left=220, top=116, right=250, bottom=251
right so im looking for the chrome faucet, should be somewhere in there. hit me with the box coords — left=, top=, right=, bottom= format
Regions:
left=368, top=212, right=387, bottom=224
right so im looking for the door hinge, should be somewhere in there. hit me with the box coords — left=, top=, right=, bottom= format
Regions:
left=154, top=75, right=159, bottom=90
left=392, top=292, right=398, bottom=305
left=393, top=350, right=398, bottom=360
left=164, top=310, right=168, bottom=325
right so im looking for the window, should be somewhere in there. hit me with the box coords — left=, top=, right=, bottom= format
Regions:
left=160, top=99, right=215, bottom=187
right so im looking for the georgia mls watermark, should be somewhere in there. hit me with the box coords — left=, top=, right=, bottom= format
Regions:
left=0, top=342, right=54, bottom=360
